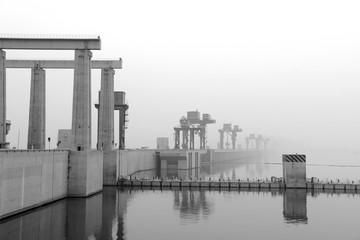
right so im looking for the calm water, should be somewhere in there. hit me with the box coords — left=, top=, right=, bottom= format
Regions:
left=1, top=187, right=360, bottom=240
left=1, top=151, right=360, bottom=239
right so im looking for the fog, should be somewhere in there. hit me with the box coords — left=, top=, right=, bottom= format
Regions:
left=1, top=0, right=359, bottom=157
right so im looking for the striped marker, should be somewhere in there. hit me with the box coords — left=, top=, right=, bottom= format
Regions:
left=283, top=154, right=306, bottom=163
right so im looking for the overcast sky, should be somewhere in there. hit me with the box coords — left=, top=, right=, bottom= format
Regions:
left=1, top=0, right=359, bottom=152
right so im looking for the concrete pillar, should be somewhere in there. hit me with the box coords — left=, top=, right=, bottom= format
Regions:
left=174, top=129, right=180, bottom=149
left=190, top=129, right=195, bottom=149
left=119, top=108, right=126, bottom=149
left=27, top=67, right=46, bottom=150
left=114, top=91, right=127, bottom=150
left=0, top=50, right=6, bottom=148
left=219, top=131, right=224, bottom=149
left=231, top=131, right=236, bottom=150
left=182, top=129, right=188, bottom=149
left=71, top=49, right=92, bottom=152
left=98, top=68, right=114, bottom=151
left=283, top=154, right=306, bottom=188
left=200, top=128, right=205, bottom=149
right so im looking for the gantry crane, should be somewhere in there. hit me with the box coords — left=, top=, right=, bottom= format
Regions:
left=218, top=123, right=242, bottom=149
left=174, top=111, right=215, bottom=150
left=245, top=134, right=270, bottom=150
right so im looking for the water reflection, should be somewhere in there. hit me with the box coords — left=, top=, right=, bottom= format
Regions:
left=0, top=188, right=132, bottom=240
left=0, top=199, right=67, bottom=240
left=283, top=189, right=308, bottom=224
left=67, top=194, right=102, bottom=239
left=5, top=187, right=359, bottom=239
left=173, top=190, right=214, bottom=223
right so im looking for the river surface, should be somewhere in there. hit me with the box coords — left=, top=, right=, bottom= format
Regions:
left=1, top=151, right=360, bottom=240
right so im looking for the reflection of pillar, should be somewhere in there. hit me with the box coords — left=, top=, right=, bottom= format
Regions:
left=67, top=194, right=102, bottom=239
left=283, top=189, right=308, bottom=223
left=174, top=129, right=180, bottom=149
left=101, top=187, right=116, bottom=240
left=98, top=68, right=114, bottom=151
left=27, top=67, right=46, bottom=150
left=72, top=49, right=92, bottom=151
left=0, top=50, right=6, bottom=148
left=219, top=130, right=224, bottom=149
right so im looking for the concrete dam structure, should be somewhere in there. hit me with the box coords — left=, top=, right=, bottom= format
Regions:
left=0, top=147, right=263, bottom=219
left=0, top=35, right=107, bottom=219
left=0, top=35, right=265, bottom=220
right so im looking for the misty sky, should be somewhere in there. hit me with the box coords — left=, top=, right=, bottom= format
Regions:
left=0, top=0, right=359, bottom=151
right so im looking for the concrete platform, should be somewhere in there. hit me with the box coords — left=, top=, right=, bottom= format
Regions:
left=117, top=180, right=360, bottom=194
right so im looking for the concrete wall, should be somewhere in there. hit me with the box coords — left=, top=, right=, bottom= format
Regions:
left=68, top=150, right=103, bottom=197
left=103, top=150, right=119, bottom=185
left=212, top=149, right=263, bottom=162
left=118, top=150, right=157, bottom=178
left=0, top=150, right=68, bottom=219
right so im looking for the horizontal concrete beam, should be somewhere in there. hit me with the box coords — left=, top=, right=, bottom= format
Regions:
left=6, top=59, right=122, bottom=69
left=0, top=35, right=101, bottom=50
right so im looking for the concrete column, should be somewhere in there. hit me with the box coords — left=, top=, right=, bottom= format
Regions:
left=219, top=131, right=224, bottom=149
left=190, top=129, right=195, bottom=149
left=27, top=67, right=46, bottom=150
left=119, top=108, right=126, bottom=149
left=71, top=49, right=92, bottom=151
left=231, top=131, right=236, bottom=150
left=174, top=129, right=180, bottom=149
left=182, top=129, right=188, bottom=149
left=200, top=128, right=205, bottom=149
left=98, top=68, right=114, bottom=151
left=0, top=50, right=6, bottom=148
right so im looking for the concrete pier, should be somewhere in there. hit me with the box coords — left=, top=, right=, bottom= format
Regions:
left=68, top=49, right=103, bottom=197
left=28, top=67, right=46, bottom=150
left=0, top=50, right=6, bottom=148
left=98, top=68, right=114, bottom=151
left=72, top=49, right=92, bottom=152
left=283, top=154, right=306, bottom=188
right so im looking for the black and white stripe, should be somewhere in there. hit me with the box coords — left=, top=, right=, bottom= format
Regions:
left=283, top=154, right=306, bottom=163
